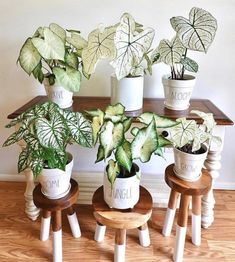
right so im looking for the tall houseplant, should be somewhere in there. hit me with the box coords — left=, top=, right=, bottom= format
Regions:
left=86, top=103, right=172, bottom=209
left=3, top=101, right=93, bottom=199
left=82, top=13, right=155, bottom=112
left=18, top=23, right=88, bottom=108
left=152, top=7, right=217, bottom=110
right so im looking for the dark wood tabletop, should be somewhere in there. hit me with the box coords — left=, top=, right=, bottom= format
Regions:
left=7, top=96, right=234, bottom=125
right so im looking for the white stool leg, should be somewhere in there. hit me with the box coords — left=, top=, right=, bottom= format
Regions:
left=53, top=229, right=62, bottom=262
left=67, top=213, right=81, bottom=238
left=192, top=214, right=201, bottom=246
left=138, top=224, right=150, bottom=247
left=114, top=229, right=126, bottom=262
left=40, top=216, right=51, bottom=241
left=173, top=225, right=187, bottom=262
left=162, top=208, right=176, bottom=237
left=94, top=223, right=106, bottom=242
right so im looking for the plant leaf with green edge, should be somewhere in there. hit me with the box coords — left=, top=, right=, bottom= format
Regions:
left=169, top=118, right=197, bottom=148
left=36, top=113, right=67, bottom=150
left=192, top=128, right=210, bottom=152
left=100, top=121, right=124, bottom=158
left=66, top=33, right=88, bottom=50
left=104, top=103, right=125, bottom=123
left=131, top=119, right=158, bottom=162
left=170, top=7, right=217, bottom=53
left=63, top=111, right=93, bottom=148
left=144, top=53, right=152, bottom=75
left=154, top=147, right=164, bottom=157
left=32, top=61, right=44, bottom=83
left=152, top=52, right=161, bottom=64
left=107, top=159, right=120, bottom=187
left=157, top=36, right=185, bottom=66
left=24, top=134, right=40, bottom=151
left=49, top=23, right=66, bottom=43
left=18, top=38, right=41, bottom=75
left=158, top=135, right=172, bottom=147
left=82, top=66, right=91, bottom=79
left=52, top=66, right=81, bottom=92
left=115, top=140, right=132, bottom=171
left=2, top=126, right=28, bottom=147
left=66, top=29, right=81, bottom=34
left=18, top=148, right=31, bottom=173
left=131, top=127, right=140, bottom=136
left=138, top=112, right=177, bottom=128
left=123, top=118, right=132, bottom=132
left=191, top=110, right=216, bottom=132
left=30, top=159, right=43, bottom=178
left=111, top=13, right=155, bottom=80
left=82, top=26, right=116, bottom=75
left=65, top=52, right=78, bottom=69
left=33, top=27, right=44, bottom=38
left=180, top=57, right=198, bottom=73
left=32, top=28, right=65, bottom=60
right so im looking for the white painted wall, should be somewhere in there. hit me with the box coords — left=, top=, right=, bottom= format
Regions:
left=0, top=0, right=234, bottom=187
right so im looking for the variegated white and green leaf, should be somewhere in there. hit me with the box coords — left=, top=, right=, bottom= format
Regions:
left=65, top=52, right=78, bottom=69
left=192, top=128, right=210, bottom=152
left=131, top=127, right=140, bottom=136
left=18, top=148, right=31, bottom=173
left=49, top=23, right=66, bottom=43
left=30, top=159, right=44, bottom=178
left=123, top=117, right=132, bottom=132
left=180, top=57, right=198, bottom=73
left=107, top=159, right=120, bottom=187
left=138, top=112, right=177, bottom=128
left=66, top=33, right=88, bottom=50
left=82, top=26, right=116, bottom=75
left=170, top=7, right=217, bottom=52
left=191, top=110, right=216, bottom=132
left=87, top=109, right=104, bottom=145
left=115, top=140, right=132, bottom=171
left=104, top=103, right=125, bottom=123
left=2, top=126, right=28, bottom=147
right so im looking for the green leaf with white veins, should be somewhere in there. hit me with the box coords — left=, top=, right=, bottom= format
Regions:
left=18, top=148, right=31, bottom=173
left=18, top=38, right=41, bottom=75
left=115, top=141, right=132, bottom=172
left=170, top=7, right=217, bottom=53
left=82, top=26, right=116, bottom=75
left=138, top=112, right=177, bottom=128
left=49, top=23, right=66, bottom=43
left=32, top=28, right=65, bottom=60
left=100, top=121, right=124, bottom=158
left=111, top=13, right=155, bottom=80
left=131, top=119, right=158, bottom=162
left=180, top=57, right=198, bottom=73
left=52, top=66, right=81, bottom=92
left=157, top=36, right=185, bottom=66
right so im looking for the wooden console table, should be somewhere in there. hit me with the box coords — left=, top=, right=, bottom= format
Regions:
left=8, top=96, right=233, bottom=228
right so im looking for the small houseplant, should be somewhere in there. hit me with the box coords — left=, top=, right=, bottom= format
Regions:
left=82, top=13, right=155, bottom=111
left=152, top=7, right=217, bottom=110
left=18, top=23, right=88, bottom=108
left=138, top=110, right=221, bottom=181
left=86, top=103, right=171, bottom=209
left=3, top=101, right=93, bottom=199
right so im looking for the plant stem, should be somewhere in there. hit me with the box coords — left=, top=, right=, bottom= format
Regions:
left=180, top=48, right=188, bottom=79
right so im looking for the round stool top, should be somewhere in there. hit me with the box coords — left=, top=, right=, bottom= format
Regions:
left=33, top=179, right=79, bottom=211
left=165, top=164, right=212, bottom=196
left=92, top=186, right=153, bottom=230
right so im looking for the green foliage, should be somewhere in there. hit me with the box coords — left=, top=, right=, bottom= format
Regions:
left=18, top=23, right=88, bottom=92
left=3, top=102, right=93, bottom=178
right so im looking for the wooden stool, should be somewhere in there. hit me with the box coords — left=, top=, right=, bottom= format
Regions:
left=33, top=179, right=81, bottom=262
left=162, top=164, right=212, bottom=262
left=92, top=186, right=153, bottom=262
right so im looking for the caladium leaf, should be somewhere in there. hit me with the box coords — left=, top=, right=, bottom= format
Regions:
left=65, top=52, right=78, bottom=69
left=180, top=57, right=198, bottom=73
left=66, top=33, right=88, bottom=50
left=30, top=159, right=43, bottom=178
left=49, top=23, right=66, bottom=43
left=104, top=103, right=125, bottom=123
left=82, top=26, right=116, bottom=75
left=123, top=117, right=132, bottom=132
left=170, top=7, right=217, bottom=53
left=107, top=159, right=120, bottom=187
left=2, top=126, right=28, bottom=147
left=32, top=28, right=65, bottom=60
left=138, top=112, right=177, bottom=128
left=52, top=66, right=81, bottom=92
left=100, top=121, right=124, bottom=158
left=111, top=13, right=155, bottom=80
left=157, top=36, right=185, bottom=66
left=131, top=127, right=140, bottom=136
left=18, top=38, right=41, bottom=75
left=32, top=61, right=44, bottom=83
left=115, top=140, right=132, bottom=172
left=192, top=128, right=210, bottom=152
left=18, top=148, right=31, bottom=173
left=191, top=110, right=216, bottom=132
left=131, top=119, right=158, bottom=162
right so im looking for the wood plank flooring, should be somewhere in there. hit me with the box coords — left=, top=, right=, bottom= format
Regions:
left=0, top=181, right=234, bottom=261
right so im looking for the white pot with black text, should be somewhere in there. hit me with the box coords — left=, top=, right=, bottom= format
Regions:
left=38, top=153, right=74, bottom=199
left=162, top=74, right=196, bottom=110
left=111, top=74, right=144, bottom=111
left=44, top=78, right=73, bottom=109
left=103, top=163, right=141, bottom=209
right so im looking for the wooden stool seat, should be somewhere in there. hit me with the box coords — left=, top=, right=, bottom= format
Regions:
left=162, top=164, right=212, bottom=262
left=92, top=186, right=153, bottom=262
left=33, top=179, right=81, bottom=262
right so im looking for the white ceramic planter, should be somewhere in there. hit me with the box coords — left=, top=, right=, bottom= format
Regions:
left=173, top=146, right=208, bottom=182
left=162, top=75, right=196, bottom=110
left=103, top=164, right=141, bottom=209
left=111, top=74, right=144, bottom=111
left=44, top=78, right=73, bottom=109
left=38, top=153, right=74, bottom=199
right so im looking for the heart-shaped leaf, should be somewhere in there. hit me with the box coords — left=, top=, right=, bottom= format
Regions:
left=52, top=66, right=81, bottom=92
left=32, top=28, right=65, bottom=60
left=115, top=140, right=132, bottom=172
left=18, top=38, right=41, bottom=75
left=104, top=103, right=125, bottom=123
left=170, top=7, right=217, bottom=52
left=66, top=33, right=88, bottom=50
left=82, top=26, right=116, bottom=75
left=180, top=57, right=198, bottom=73
left=191, top=110, right=216, bottom=132
left=138, top=112, right=177, bottom=128
left=107, top=159, right=120, bottom=187
left=111, top=13, right=155, bottom=80
left=49, top=23, right=66, bottom=43
left=18, top=148, right=31, bottom=173
left=65, top=52, right=78, bottom=69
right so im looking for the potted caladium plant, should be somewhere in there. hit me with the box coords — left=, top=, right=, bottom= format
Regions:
left=152, top=7, right=217, bottom=110
left=138, top=110, right=221, bottom=181
left=18, top=23, right=88, bottom=108
left=82, top=13, right=155, bottom=112
left=86, top=103, right=171, bottom=209
left=3, top=101, right=93, bottom=199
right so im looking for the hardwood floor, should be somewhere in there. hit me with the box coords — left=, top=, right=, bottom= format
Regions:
left=0, top=181, right=234, bottom=261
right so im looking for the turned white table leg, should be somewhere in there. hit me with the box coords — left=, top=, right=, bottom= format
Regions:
left=94, top=222, right=106, bottom=242
left=138, top=223, right=150, bottom=247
